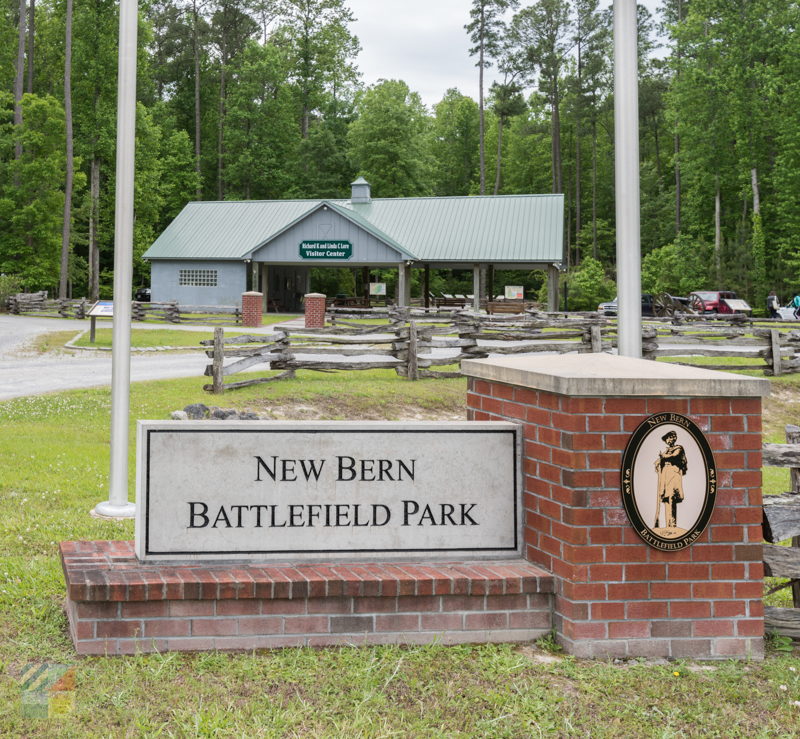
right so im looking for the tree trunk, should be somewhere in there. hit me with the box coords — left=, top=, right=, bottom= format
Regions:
left=751, top=166, right=760, bottom=215
left=551, top=76, right=562, bottom=193
left=493, top=118, right=503, bottom=195
left=714, top=174, right=721, bottom=284
left=193, top=0, right=202, bottom=198
left=575, top=40, right=582, bottom=237
left=14, top=0, right=26, bottom=167
left=478, top=8, right=486, bottom=196
left=59, top=0, right=73, bottom=300
left=653, top=119, right=661, bottom=186
left=591, top=117, right=598, bottom=259
left=89, top=156, right=100, bottom=301
left=26, top=0, right=34, bottom=93
left=674, top=133, right=681, bottom=234
left=217, top=60, right=226, bottom=200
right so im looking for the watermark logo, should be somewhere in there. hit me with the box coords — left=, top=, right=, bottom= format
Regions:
left=19, top=663, right=76, bottom=718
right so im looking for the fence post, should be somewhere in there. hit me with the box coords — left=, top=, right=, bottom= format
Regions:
left=771, top=329, right=782, bottom=377
left=787, top=424, right=800, bottom=607
left=407, top=320, right=419, bottom=380
left=212, top=327, right=225, bottom=394
left=590, top=324, right=602, bottom=353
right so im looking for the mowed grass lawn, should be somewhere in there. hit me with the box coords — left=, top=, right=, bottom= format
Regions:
left=0, top=359, right=799, bottom=734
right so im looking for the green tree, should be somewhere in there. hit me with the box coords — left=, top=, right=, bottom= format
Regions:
left=347, top=79, right=432, bottom=198
left=465, top=0, right=518, bottom=195
left=276, top=0, right=360, bottom=138
left=431, top=88, right=480, bottom=196
left=511, top=0, right=571, bottom=194
left=640, top=236, right=712, bottom=297
left=488, top=79, right=525, bottom=194
left=224, top=41, right=297, bottom=199
left=0, top=93, right=66, bottom=289
left=564, top=255, right=614, bottom=311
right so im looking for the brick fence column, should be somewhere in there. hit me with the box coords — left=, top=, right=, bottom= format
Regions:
left=305, top=293, right=326, bottom=329
left=241, top=291, right=263, bottom=328
left=462, top=354, right=768, bottom=660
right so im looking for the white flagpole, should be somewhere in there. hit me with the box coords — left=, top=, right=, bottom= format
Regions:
left=92, top=0, right=138, bottom=518
left=614, top=0, right=642, bottom=358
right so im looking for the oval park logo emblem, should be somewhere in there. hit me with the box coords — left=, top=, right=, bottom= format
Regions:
left=620, top=413, right=717, bottom=551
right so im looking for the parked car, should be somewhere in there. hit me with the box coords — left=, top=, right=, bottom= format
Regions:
left=134, top=287, right=151, bottom=302
left=688, top=290, right=751, bottom=314
left=597, top=294, right=654, bottom=316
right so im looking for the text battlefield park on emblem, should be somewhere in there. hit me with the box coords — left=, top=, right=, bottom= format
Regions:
left=620, top=413, right=717, bottom=551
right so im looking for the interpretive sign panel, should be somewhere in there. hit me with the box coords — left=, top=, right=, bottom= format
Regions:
left=135, top=421, right=521, bottom=562
left=87, top=300, right=113, bottom=317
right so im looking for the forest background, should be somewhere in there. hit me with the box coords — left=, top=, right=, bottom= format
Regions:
left=1, top=0, right=798, bottom=312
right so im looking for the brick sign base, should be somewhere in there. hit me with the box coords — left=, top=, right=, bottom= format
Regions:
left=62, top=541, right=552, bottom=655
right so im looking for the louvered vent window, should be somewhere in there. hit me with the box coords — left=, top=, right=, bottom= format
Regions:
left=179, top=269, right=218, bottom=287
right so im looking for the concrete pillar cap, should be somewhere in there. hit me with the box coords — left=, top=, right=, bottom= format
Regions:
left=305, top=293, right=326, bottom=298
left=242, top=291, right=263, bottom=297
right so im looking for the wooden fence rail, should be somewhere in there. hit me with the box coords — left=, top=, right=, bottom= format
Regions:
left=763, top=424, right=800, bottom=637
left=6, top=295, right=88, bottom=319
left=6, top=294, right=241, bottom=325
left=202, top=311, right=608, bottom=392
left=202, top=307, right=800, bottom=392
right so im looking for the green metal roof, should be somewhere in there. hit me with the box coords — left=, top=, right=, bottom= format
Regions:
left=144, top=194, right=564, bottom=264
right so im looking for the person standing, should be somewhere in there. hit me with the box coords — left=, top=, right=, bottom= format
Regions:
left=767, top=290, right=780, bottom=318
left=654, top=430, right=687, bottom=529
left=793, top=293, right=800, bottom=320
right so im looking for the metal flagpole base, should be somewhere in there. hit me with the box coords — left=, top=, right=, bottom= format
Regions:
left=91, top=501, right=136, bottom=519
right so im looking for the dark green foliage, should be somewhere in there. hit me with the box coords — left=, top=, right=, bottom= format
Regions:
left=0, top=0, right=796, bottom=304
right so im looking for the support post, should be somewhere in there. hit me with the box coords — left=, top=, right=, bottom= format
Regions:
left=547, top=265, right=560, bottom=312
left=397, top=263, right=411, bottom=307
left=472, top=264, right=481, bottom=312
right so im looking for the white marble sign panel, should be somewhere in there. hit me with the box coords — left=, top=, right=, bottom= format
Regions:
left=135, top=421, right=521, bottom=562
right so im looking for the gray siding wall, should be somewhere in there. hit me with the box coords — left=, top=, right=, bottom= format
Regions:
left=150, top=260, right=247, bottom=306
left=251, top=207, right=404, bottom=265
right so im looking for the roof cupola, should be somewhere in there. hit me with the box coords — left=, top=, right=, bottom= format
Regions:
left=350, top=176, right=372, bottom=204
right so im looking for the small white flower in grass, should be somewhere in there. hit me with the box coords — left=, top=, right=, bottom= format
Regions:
left=790, top=667, right=797, bottom=673
left=780, top=685, right=788, bottom=691
left=794, top=701, right=800, bottom=708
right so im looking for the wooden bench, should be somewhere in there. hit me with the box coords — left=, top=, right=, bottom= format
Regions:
left=487, top=300, right=533, bottom=315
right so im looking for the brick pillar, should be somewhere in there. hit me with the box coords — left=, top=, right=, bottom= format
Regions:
left=305, top=293, right=326, bottom=329
left=241, top=291, right=263, bottom=328
left=463, top=353, right=768, bottom=660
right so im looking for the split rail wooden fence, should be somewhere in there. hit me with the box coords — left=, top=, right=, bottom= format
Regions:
left=763, top=425, right=800, bottom=637
left=6, top=293, right=241, bottom=325
left=201, top=307, right=800, bottom=393
left=202, top=308, right=608, bottom=393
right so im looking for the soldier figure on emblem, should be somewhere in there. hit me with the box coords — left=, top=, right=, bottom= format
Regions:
left=654, top=430, right=687, bottom=531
